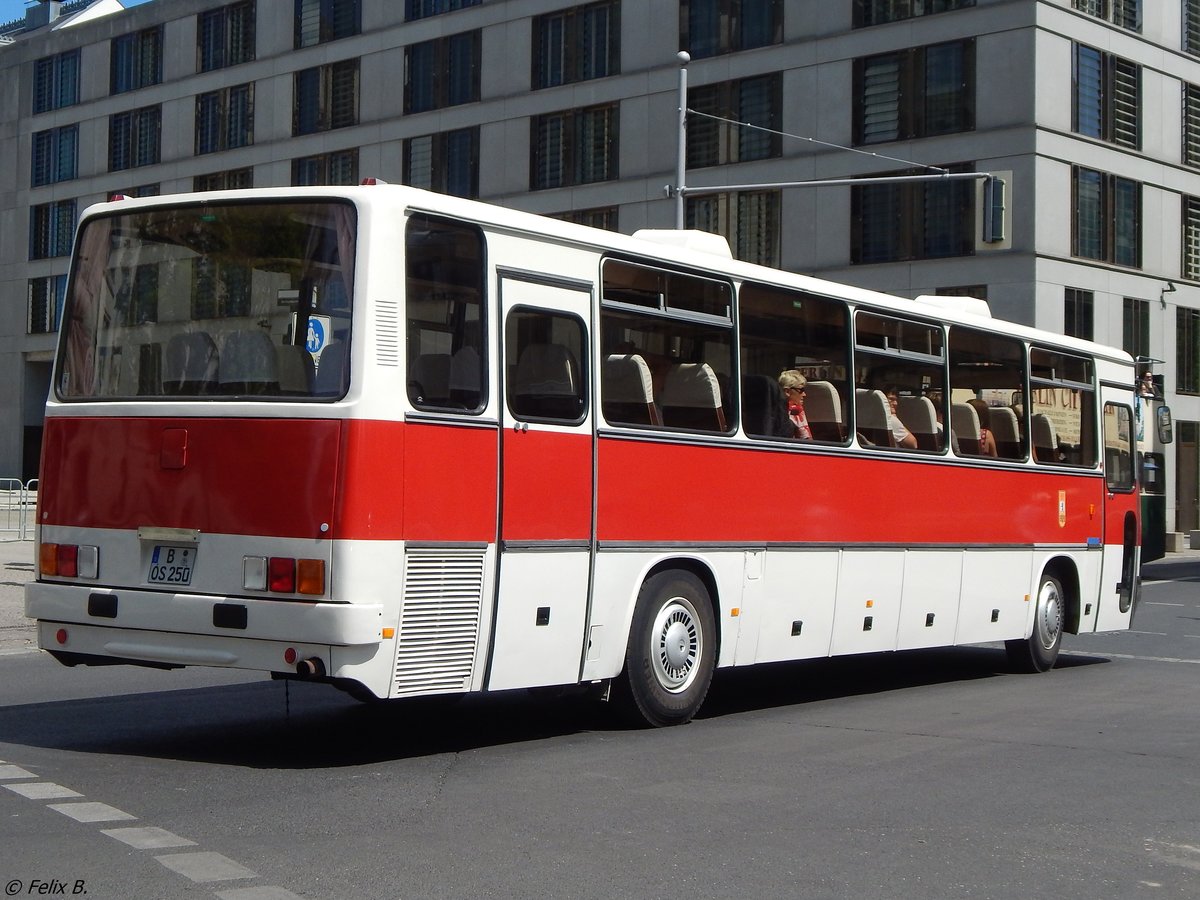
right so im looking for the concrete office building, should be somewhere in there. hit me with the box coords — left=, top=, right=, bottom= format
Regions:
left=1, top=0, right=1198, bottom=532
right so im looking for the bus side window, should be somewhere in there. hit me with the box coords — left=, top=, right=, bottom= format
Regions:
left=737, top=283, right=850, bottom=444
left=506, top=308, right=587, bottom=424
left=948, top=327, right=1027, bottom=461
left=405, top=214, right=487, bottom=413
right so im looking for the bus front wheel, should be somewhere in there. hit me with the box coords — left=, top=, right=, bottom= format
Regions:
left=1006, top=571, right=1064, bottom=673
left=619, top=570, right=717, bottom=727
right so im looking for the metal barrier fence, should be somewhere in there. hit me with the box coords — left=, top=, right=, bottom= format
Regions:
left=0, top=479, right=37, bottom=541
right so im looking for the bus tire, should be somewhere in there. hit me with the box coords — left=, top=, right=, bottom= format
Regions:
left=619, top=570, right=716, bottom=727
left=1006, top=571, right=1064, bottom=673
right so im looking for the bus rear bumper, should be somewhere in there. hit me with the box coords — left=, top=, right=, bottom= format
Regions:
left=25, top=581, right=384, bottom=648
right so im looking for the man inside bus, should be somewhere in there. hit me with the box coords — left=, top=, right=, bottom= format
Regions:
left=884, top=386, right=918, bottom=449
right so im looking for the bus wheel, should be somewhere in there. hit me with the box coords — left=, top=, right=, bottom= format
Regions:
left=1006, top=571, right=1064, bottom=673
left=619, top=570, right=716, bottom=727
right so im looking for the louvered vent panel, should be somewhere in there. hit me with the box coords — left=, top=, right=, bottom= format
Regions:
left=393, top=550, right=484, bottom=695
left=375, top=298, right=400, bottom=367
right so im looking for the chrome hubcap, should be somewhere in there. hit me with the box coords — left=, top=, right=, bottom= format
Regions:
left=651, top=597, right=702, bottom=693
left=1035, top=579, right=1063, bottom=651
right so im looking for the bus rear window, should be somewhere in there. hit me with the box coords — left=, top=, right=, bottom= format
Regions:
left=58, top=200, right=356, bottom=401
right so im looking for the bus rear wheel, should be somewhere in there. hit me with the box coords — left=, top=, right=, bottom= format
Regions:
left=618, top=570, right=717, bottom=727
left=1006, top=571, right=1064, bottom=673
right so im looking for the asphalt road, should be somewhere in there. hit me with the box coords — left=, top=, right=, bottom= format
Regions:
left=1, top=540, right=1198, bottom=900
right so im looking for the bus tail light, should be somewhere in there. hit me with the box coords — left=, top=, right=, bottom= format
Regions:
left=268, top=558, right=295, bottom=593
left=244, top=556, right=326, bottom=595
left=39, top=543, right=98, bottom=579
left=296, top=559, right=325, bottom=595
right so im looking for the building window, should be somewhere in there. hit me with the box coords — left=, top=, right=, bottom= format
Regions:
left=110, top=183, right=160, bottom=199
left=1179, top=307, right=1200, bottom=394
left=854, top=40, right=975, bottom=145
left=294, top=60, right=358, bottom=135
left=533, top=1, right=619, bottom=89
left=295, top=0, right=360, bottom=48
left=550, top=207, right=619, bottom=230
left=198, top=1, right=255, bottom=72
left=34, top=49, right=80, bottom=113
left=680, top=0, right=782, bottom=59
left=1185, top=196, right=1200, bottom=281
left=292, top=149, right=359, bottom=185
left=1072, top=166, right=1140, bottom=267
left=531, top=103, right=618, bottom=190
left=1123, top=297, right=1149, bottom=359
left=29, top=200, right=76, bottom=260
left=688, top=73, right=781, bottom=169
left=851, top=168, right=975, bottom=264
left=1185, top=84, right=1200, bottom=168
left=31, top=125, right=77, bottom=186
left=1188, top=0, right=1200, bottom=56
left=28, top=275, right=68, bottom=335
left=1064, top=288, right=1094, bottom=340
left=404, top=127, right=479, bottom=198
left=406, top=0, right=480, bottom=19
left=194, top=168, right=254, bottom=192
left=196, top=84, right=254, bottom=154
left=405, top=32, right=480, bottom=113
left=110, top=106, right=161, bottom=172
left=1073, top=44, right=1139, bottom=149
left=687, top=190, right=780, bottom=267
left=111, top=27, right=163, bottom=94
left=854, top=0, right=974, bottom=27
left=1073, top=0, right=1140, bottom=32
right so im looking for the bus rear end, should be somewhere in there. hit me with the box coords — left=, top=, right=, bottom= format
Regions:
left=25, top=192, right=388, bottom=695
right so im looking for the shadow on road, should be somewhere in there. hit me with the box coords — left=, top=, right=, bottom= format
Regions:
left=0, top=646, right=1106, bottom=769
left=1142, top=557, right=1200, bottom=583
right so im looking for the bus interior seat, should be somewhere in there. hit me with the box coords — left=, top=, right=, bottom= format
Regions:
left=898, top=396, right=940, bottom=450
left=951, top=402, right=981, bottom=455
left=408, top=352, right=451, bottom=405
left=990, top=406, right=1022, bottom=459
left=806, top=381, right=845, bottom=442
left=740, top=374, right=792, bottom=438
left=661, top=363, right=726, bottom=431
left=602, top=354, right=661, bottom=425
left=163, top=331, right=219, bottom=395
left=511, top=343, right=582, bottom=420
left=856, top=389, right=892, bottom=447
left=276, top=344, right=314, bottom=395
left=219, top=329, right=278, bottom=394
left=1032, top=413, right=1058, bottom=462
left=313, top=340, right=347, bottom=396
left=449, top=345, right=482, bottom=408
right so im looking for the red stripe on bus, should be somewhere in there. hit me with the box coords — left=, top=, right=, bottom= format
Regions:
left=596, top=438, right=1110, bottom=545
left=40, top=417, right=342, bottom=539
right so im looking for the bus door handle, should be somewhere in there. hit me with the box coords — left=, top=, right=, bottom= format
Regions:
left=512, top=421, right=529, bottom=433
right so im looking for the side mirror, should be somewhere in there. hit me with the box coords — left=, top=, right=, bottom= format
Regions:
left=1157, top=405, right=1174, bottom=444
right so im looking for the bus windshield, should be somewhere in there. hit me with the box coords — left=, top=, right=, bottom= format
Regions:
left=57, top=199, right=356, bottom=401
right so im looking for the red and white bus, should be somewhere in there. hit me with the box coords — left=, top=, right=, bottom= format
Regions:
left=26, top=184, right=1142, bottom=726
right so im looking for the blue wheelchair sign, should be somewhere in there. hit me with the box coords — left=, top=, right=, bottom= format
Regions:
left=306, top=318, right=327, bottom=354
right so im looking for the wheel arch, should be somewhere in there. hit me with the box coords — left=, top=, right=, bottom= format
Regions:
left=1043, top=555, right=1082, bottom=635
left=643, top=556, right=723, bottom=660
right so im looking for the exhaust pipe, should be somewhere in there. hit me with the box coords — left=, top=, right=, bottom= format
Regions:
left=295, top=657, right=326, bottom=678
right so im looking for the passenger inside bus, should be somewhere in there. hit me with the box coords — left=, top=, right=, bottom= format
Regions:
left=967, top=398, right=999, bottom=457
left=777, top=370, right=812, bottom=440
left=883, top=387, right=918, bottom=449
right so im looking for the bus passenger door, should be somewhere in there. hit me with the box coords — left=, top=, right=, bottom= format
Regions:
left=486, top=273, right=595, bottom=691
left=1096, top=388, right=1139, bottom=631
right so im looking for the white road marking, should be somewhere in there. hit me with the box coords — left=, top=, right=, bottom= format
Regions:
left=1062, top=650, right=1200, bottom=665
left=102, top=825, right=197, bottom=849
left=3, top=781, right=82, bottom=800
left=155, top=851, right=257, bottom=883
left=47, top=801, right=137, bottom=823
left=0, top=764, right=36, bottom=779
left=215, top=887, right=307, bottom=900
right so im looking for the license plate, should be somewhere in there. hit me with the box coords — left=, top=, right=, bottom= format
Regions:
left=147, top=545, right=195, bottom=586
